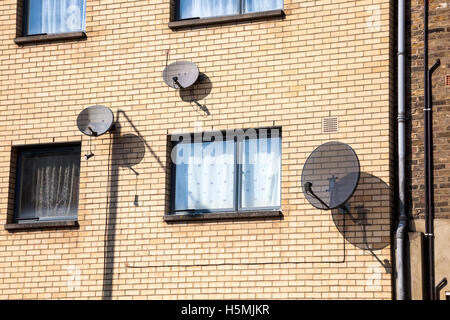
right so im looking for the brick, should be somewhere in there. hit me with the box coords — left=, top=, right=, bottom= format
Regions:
left=0, top=0, right=396, bottom=300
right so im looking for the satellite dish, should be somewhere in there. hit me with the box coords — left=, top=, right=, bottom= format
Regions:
left=76, top=105, right=114, bottom=137
left=163, top=61, right=199, bottom=89
left=301, top=141, right=360, bottom=210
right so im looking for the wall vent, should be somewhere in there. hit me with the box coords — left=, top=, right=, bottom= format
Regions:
left=322, top=116, right=338, bottom=133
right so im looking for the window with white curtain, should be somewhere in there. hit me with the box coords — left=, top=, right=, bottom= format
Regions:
left=171, top=128, right=281, bottom=214
left=23, top=0, right=86, bottom=36
left=177, top=0, right=283, bottom=20
left=14, top=144, right=81, bottom=223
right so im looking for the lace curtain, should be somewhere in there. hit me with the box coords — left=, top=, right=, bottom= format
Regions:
left=18, top=151, right=80, bottom=220
left=26, top=0, right=86, bottom=35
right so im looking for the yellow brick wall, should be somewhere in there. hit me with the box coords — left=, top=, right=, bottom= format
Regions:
left=0, top=0, right=394, bottom=299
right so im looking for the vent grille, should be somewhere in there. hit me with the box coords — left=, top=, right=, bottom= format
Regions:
left=322, top=117, right=338, bottom=133
left=446, top=75, right=450, bottom=87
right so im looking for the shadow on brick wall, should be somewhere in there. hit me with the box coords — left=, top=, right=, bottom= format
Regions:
left=102, top=110, right=164, bottom=300
left=180, top=73, right=212, bottom=117
left=115, top=133, right=146, bottom=207
left=331, top=172, right=392, bottom=273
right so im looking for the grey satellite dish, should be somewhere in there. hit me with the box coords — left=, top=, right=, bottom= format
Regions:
left=76, top=105, right=114, bottom=160
left=163, top=61, right=199, bottom=89
left=301, top=141, right=360, bottom=210
left=76, top=105, right=114, bottom=137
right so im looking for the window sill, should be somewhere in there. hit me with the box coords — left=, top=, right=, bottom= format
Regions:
left=168, top=9, right=285, bottom=30
left=4, top=220, right=79, bottom=231
left=164, top=210, right=282, bottom=222
left=14, top=32, right=87, bottom=46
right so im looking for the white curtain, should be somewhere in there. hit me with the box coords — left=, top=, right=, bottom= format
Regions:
left=174, top=140, right=235, bottom=211
left=178, top=0, right=283, bottom=19
left=27, top=0, right=86, bottom=35
left=244, top=0, right=283, bottom=13
left=241, top=137, right=281, bottom=208
left=19, top=152, right=80, bottom=220
left=178, top=0, right=236, bottom=19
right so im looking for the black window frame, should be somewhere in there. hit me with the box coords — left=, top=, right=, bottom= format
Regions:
left=175, top=0, right=284, bottom=21
left=22, top=0, right=32, bottom=36
left=14, top=143, right=81, bottom=223
left=169, top=127, right=282, bottom=216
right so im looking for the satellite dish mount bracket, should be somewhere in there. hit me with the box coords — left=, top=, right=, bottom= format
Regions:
left=87, top=126, right=98, bottom=137
left=304, top=181, right=351, bottom=214
left=172, top=76, right=184, bottom=89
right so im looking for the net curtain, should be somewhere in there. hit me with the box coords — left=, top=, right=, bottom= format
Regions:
left=175, top=140, right=236, bottom=211
left=19, top=153, right=79, bottom=220
left=174, top=137, right=281, bottom=211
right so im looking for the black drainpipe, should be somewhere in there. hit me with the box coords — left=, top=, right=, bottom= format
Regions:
left=395, top=0, right=407, bottom=300
left=423, top=0, right=441, bottom=300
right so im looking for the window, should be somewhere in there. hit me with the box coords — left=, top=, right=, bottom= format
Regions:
left=23, top=0, right=86, bottom=36
left=177, top=0, right=283, bottom=20
left=14, top=144, right=81, bottom=223
left=171, top=128, right=281, bottom=215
